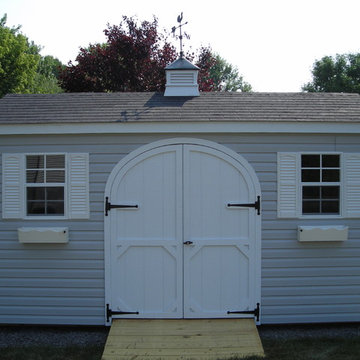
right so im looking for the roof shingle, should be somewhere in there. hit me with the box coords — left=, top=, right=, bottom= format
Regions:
left=0, top=92, right=360, bottom=124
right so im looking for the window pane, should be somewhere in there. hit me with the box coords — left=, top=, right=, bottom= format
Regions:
left=322, top=169, right=339, bottom=182
left=25, top=154, right=66, bottom=217
left=47, top=202, right=64, bottom=215
left=46, top=155, right=65, bottom=169
left=322, top=155, right=340, bottom=168
left=27, top=187, right=45, bottom=200
left=322, top=186, right=339, bottom=199
left=46, top=170, right=65, bottom=183
left=26, top=170, right=44, bottom=183
left=303, top=186, right=320, bottom=199
left=26, top=155, right=44, bottom=169
left=27, top=201, right=46, bottom=215
left=321, top=201, right=339, bottom=214
left=301, top=153, right=341, bottom=216
left=302, top=155, right=320, bottom=167
left=27, top=187, right=64, bottom=216
left=303, top=201, right=320, bottom=214
left=27, top=201, right=64, bottom=215
left=46, top=187, right=64, bottom=200
left=302, top=169, right=320, bottom=182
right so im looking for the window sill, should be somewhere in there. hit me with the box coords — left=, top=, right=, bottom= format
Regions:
left=299, top=214, right=343, bottom=220
left=24, top=215, right=67, bottom=220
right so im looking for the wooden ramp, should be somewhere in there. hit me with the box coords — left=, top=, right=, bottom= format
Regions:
left=102, top=319, right=265, bottom=360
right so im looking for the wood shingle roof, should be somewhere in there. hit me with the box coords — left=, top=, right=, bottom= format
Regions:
left=0, top=92, right=360, bottom=124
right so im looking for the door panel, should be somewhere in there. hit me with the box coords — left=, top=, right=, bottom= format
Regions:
left=114, top=243, right=180, bottom=315
left=183, top=145, right=255, bottom=317
left=185, top=244, right=250, bottom=317
left=109, top=146, right=183, bottom=318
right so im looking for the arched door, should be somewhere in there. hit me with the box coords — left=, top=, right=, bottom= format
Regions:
left=104, top=139, right=261, bottom=321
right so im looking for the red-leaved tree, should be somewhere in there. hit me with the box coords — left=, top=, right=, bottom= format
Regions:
left=59, top=16, right=216, bottom=93
left=196, top=47, right=217, bottom=92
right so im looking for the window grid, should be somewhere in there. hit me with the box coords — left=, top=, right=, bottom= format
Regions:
left=301, top=154, right=341, bottom=215
left=25, top=154, right=66, bottom=216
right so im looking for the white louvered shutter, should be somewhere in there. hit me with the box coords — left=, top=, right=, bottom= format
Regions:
left=277, top=152, right=298, bottom=218
left=343, top=153, right=360, bottom=218
left=2, top=153, right=24, bottom=219
left=68, top=153, right=89, bottom=219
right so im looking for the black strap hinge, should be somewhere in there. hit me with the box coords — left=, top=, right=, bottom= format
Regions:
left=106, top=304, right=139, bottom=322
left=227, top=196, right=261, bottom=215
left=105, top=197, right=138, bottom=216
left=227, top=302, right=260, bottom=321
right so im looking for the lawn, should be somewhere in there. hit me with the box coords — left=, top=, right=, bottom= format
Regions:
left=262, top=336, right=360, bottom=360
left=1, top=336, right=360, bottom=360
left=0, top=344, right=103, bottom=360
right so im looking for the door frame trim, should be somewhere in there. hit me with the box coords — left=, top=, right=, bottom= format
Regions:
left=104, top=138, right=262, bottom=324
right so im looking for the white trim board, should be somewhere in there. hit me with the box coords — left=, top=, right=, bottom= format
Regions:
left=1, top=121, right=360, bottom=135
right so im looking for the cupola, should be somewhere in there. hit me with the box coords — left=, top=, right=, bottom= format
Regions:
left=164, top=57, right=200, bottom=97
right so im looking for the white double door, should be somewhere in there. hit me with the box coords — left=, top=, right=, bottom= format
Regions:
left=107, top=143, right=260, bottom=319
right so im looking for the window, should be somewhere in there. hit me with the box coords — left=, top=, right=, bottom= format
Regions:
left=278, top=152, right=360, bottom=219
left=2, top=152, right=89, bottom=219
left=301, top=154, right=340, bottom=215
left=26, top=154, right=65, bottom=216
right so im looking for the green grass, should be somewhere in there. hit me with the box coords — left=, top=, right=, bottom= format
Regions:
left=262, top=337, right=360, bottom=360
left=1, top=337, right=360, bottom=360
left=0, top=344, right=104, bottom=360
left=225, top=336, right=360, bottom=360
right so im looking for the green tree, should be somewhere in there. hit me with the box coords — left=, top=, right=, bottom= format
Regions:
left=0, top=14, right=40, bottom=97
left=303, top=53, right=360, bottom=93
left=31, top=55, right=64, bottom=94
left=0, top=14, right=64, bottom=97
left=210, top=54, right=252, bottom=92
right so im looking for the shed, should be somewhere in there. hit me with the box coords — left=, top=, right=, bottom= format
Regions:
left=1, top=64, right=360, bottom=326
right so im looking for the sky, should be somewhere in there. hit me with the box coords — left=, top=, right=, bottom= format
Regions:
left=2, top=0, right=360, bottom=92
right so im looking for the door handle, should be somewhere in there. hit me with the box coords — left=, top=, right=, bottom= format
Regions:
left=183, top=241, right=194, bottom=245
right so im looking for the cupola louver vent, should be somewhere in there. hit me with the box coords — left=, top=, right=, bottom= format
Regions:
left=170, top=72, right=195, bottom=84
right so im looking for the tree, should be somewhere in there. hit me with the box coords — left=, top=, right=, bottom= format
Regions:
left=31, top=55, right=64, bottom=94
left=303, top=53, right=360, bottom=93
left=0, top=14, right=63, bottom=97
left=195, top=46, right=217, bottom=92
left=59, top=16, right=252, bottom=93
left=0, top=14, right=40, bottom=97
left=210, top=54, right=252, bottom=92
left=60, top=16, right=177, bottom=92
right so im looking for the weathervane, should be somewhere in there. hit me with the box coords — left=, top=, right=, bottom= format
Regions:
left=171, top=12, right=188, bottom=58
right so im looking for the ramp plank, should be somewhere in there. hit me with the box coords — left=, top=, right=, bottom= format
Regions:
left=102, top=319, right=264, bottom=360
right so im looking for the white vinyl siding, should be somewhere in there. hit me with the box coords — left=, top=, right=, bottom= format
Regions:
left=2, top=153, right=89, bottom=220
left=1, top=133, right=360, bottom=326
left=278, top=152, right=360, bottom=218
